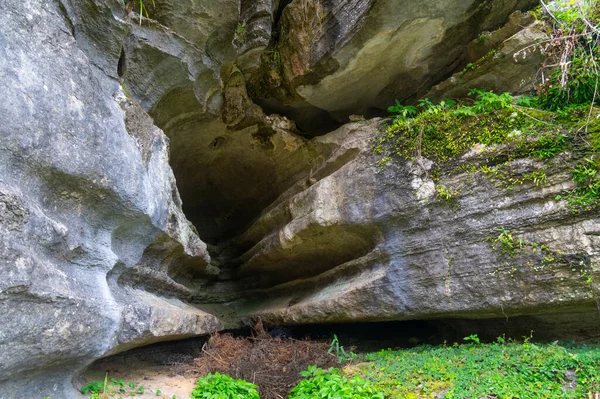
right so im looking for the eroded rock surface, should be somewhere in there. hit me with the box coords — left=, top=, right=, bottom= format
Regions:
left=219, top=119, right=599, bottom=334
left=0, top=1, right=219, bottom=398
left=267, top=0, right=540, bottom=120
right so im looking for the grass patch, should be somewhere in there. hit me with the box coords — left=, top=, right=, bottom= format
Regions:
left=359, top=338, right=600, bottom=399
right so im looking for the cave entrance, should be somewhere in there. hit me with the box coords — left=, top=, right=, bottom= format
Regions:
left=75, top=319, right=453, bottom=398
left=156, top=114, right=312, bottom=246
left=76, top=315, right=598, bottom=398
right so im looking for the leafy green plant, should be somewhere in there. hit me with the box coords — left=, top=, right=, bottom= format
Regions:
left=419, top=98, right=456, bottom=115
left=487, top=227, right=525, bottom=256
left=525, top=0, right=600, bottom=111
left=81, top=381, right=104, bottom=395
left=380, top=90, right=532, bottom=163
left=191, top=372, right=259, bottom=399
left=436, top=184, right=459, bottom=201
left=564, top=157, right=600, bottom=211
left=529, top=133, right=566, bottom=159
left=364, top=339, right=600, bottom=398
left=451, top=105, right=477, bottom=118
left=516, top=95, right=539, bottom=108
left=523, top=170, right=547, bottom=186
left=387, top=99, right=417, bottom=121
left=236, top=23, right=246, bottom=35
left=290, top=366, right=384, bottom=399
left=234, top=23, right=246, bottom=44
left=81, top=375, right=152, bottom=398
left=461, top=62, right=476, bottom=74
left=328, top=334, right=356, bottom=364
left=463, top=334, right=481, bottom=344
left=469, top=89, right=514, bottom=112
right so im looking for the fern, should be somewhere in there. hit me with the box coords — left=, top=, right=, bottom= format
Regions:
left=387, top=99, right=417, bottom=121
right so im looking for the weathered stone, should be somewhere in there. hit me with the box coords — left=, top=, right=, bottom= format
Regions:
left=425, top=12, right=548, bottom=101
left=0, top=1, right=217, bottom=397
left=146, top=0, right=239, bottom=50
left=2, top=0, right=598, bottom=397
left=215, top=119, right=599, bottom=335
left=237, top=0, right=281, bottom=74
left=275, top=0, right=539, bottom=118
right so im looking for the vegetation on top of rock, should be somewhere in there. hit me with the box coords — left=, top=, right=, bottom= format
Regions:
left=564, top=156, right=600, bottom=210
left=527, top=0, right=600, bottom=110
left=379, top=86, right=600, bottom=212
left=378, top=90, right=572, bottom=164
left=379, top=0, right=600, bottom=212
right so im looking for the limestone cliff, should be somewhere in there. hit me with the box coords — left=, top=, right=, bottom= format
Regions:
left=0, top=0, right=597, bottom=397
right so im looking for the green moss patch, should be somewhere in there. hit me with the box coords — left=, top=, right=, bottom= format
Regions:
left=377, top=92, right=600, bottom=213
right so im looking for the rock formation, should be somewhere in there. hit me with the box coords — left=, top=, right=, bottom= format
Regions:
left=0, top=0, right=597, bottom=397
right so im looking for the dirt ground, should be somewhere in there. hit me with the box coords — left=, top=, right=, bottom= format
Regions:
left=79, top=322, right=340, bottom=399
left=81, top=359, right=198, bottom=399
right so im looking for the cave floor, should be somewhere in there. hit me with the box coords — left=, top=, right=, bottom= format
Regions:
left=81, top=358, right=196, bottom=399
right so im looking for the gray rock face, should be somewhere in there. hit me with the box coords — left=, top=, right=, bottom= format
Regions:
left=221, top=119, right=599, bottom=332
left=0, top=1, right=218, bottom=398
left=425, top=12, right=548, bottom=102
left=270, top=0, right=539, bottom=119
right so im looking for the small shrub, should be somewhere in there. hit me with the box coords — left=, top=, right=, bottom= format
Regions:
left=527, top=0, right=600, bottom=110
left=469, top=89, right=514, bottom=112
left=191, top=372, right=259, bottom=399
left=387, top=99, right=417, bottom=122
left=328, top=334, right=356, bottom=364
left=290, top=366, right=384, bottom=399
left=80, top=381, right=104, bottom=395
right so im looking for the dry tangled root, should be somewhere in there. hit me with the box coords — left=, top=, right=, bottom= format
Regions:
left=192, top=320, right=339, bottom=399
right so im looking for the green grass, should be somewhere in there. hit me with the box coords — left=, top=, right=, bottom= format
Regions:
left=358, top=338, right=600, bottom=399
